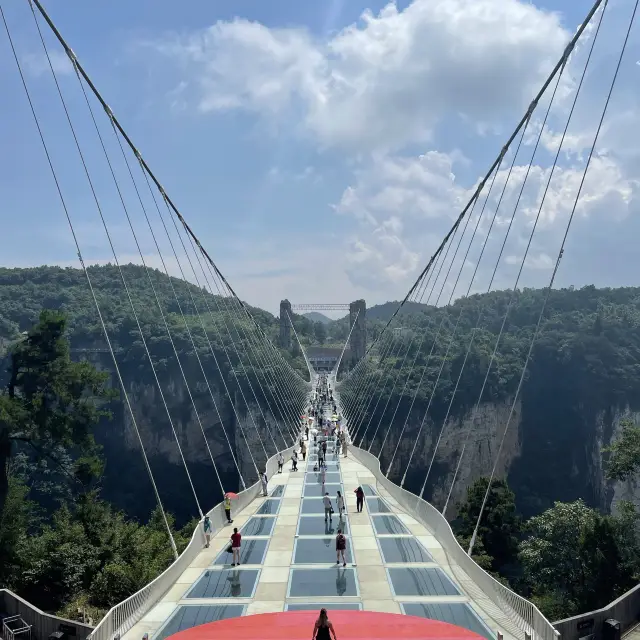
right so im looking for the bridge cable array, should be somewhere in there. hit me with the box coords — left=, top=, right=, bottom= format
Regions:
left=336, top=0, right=634, bottom=561
left=2, top=0, right=311, bottom=559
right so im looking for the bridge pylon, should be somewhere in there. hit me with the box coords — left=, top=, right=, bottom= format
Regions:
left=349, top=299, right=366, bottom=366
left=279, top=299, right=292, bottom=349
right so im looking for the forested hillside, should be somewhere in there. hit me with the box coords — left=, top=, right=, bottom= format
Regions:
left=0, top=265, right=308, bottom=523
left=337, top=284, right=640, bottom=517
left=1, top=265, right=640, bottom=622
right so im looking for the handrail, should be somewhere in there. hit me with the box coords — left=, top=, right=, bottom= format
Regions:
left=553, top=583, right=640, bottom=640
left=350, top=445, right=559, bottom=640
left=88, top=443, right=295, bottom=640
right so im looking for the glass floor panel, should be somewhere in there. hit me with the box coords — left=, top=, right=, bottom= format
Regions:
left=293, top=538, right=353, bottom=564
left=305, top=472, right=342, bottom=484
left=297, top=515, right=350, bottom=536
left=288, top=567, right=359, bottom=597
left=362, top=485, right=377, bottom=496
left=255, top=500, right=281, bottom=515
left=366, top=498, right=391, bottom=513
left=186, top=569, right=260, bottom=598
left=303, top=483, right=343, bottom=498
left=378, top=537, right=433, bottom=563
left=270, top=485, right=285, bottom=497
left=154, top=605, right=245, bottom=640
left=388, top=567, right=461, bottom=597
left=301, top=498, right=345, bottom=515
left=286, top=603, right=362, bottom=611
left=372, top=515, right=409, bottom=535
left=241, top=517, right=276, bottom=536
left=401, top=603, right=494, bottom=640
left=213, top=539, right=269, bottom=566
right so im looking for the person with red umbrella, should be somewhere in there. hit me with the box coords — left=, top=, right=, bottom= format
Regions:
left=224, top=492, right=237, bottom=524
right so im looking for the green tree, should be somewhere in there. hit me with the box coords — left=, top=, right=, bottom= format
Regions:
left=314, top=321, right=327, bottom=345
left=0, top=310, right=113, bottom=517
left=604, top=418, right=640, bottom=482
left=519, top=500, right=635, bottom=618
left=454, top=477, right=521, bottom=576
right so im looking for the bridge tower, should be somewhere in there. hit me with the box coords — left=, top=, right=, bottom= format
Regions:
left=349, top=299, right=366, bottom=366
left=279, top=299, right=292, bottom=349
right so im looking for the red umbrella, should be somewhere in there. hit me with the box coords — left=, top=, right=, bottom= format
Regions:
left=225, top=492, right=239, bottom=499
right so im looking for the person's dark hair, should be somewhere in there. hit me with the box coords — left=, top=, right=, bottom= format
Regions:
left=317, top=608, right=329, bottom=627
left=233, top=527, right=238, bottom=533
left=337, top=528, right=342, bottom=534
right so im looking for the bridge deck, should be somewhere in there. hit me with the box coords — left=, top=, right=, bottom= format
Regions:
left=123, top=437, right=520, bottom=640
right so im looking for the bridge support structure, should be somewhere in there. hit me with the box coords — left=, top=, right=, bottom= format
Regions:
left=349, top=299, right=366, bottom=366
left=279, top=299, right=367, bottom=367
left=279, top=300, right=292, bottom=349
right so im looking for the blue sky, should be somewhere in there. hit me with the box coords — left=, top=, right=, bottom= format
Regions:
left=1, top=0, right=639, bottom=316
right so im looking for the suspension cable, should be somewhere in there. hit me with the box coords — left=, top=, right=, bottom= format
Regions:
left=350, top=250, right=449, bottom=447
left=333, top=310, right=360, bottom=380
left=466, top=0, right=629, bottom=542
left=2, top=1, right=178, bottom=557
left=371, top=197, right=484, bottom=458
left=70, top=61, right=214, bottom=513
left=107, top=124, right=247, bottom=489
left=137, top=168, right=261, bottom=478
left=189, top=236, right=293, bottom=449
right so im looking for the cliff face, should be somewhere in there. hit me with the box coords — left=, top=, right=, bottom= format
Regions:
left=86, top=351, right=288, bottom=525
left=28, top=347, right=640, bottom=526
left=378, top=397, right=640, bottom=520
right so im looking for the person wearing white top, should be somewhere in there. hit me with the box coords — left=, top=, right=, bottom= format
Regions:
left=336, top=490, right=345, bottom=517
left=323, top=492, right=332, bottom=522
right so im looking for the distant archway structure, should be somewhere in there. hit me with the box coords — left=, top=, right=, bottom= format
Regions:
left=279, top=300, right=366, bottom=368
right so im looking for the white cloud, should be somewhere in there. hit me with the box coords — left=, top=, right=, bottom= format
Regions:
left=146, top=0, right=570, bottom=153
left=23, top=49, right=73, bottom=77
left=129, top=0, right=640, bottom=300
left=332, top=147, right=639, bottom=297
left=334, top=152, right=463, bottom=224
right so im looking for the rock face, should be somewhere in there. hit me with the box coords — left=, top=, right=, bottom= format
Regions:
left=375, top=397, right=640, bottom=520
left=85, top=351, right=295, bottom=525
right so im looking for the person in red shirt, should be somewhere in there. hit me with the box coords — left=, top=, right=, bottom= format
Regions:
left=230, top=527, right=242, bottom=566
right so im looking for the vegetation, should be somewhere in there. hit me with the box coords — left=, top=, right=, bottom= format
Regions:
left=604, top=418, right=640, bottom=482
left=2, top=267, right=640, bottom=624
left=454, top=477, right=640, bottom=621
left=0, top=311, right=197, bottom=621
left=0, top=266, right=308, bottom=522
left=339, top=284, right=640, bottom=516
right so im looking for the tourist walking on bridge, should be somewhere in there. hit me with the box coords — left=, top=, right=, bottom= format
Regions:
left=277, top=452, right=284, bottom=473
left=313, top=608, right=337, bottom=640
left=323, top=492, right=333, bottom=523
left=336, top=528, right=347, bottom=567
left=355, top=486, right=364, bottom=513
left=260, top=472, right=268, bottom=496
left=230, top=527, right=242, bottom=566
left=224, top=494, right=234, bottom=523
left=203, top=515, right=212, bottom=548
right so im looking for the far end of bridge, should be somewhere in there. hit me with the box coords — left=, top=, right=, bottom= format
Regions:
left=279, top=299, right=366, bottom=371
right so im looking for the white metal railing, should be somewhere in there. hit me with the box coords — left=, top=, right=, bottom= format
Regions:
left=88, top=444, right=294, bottom=640
left=350, top=445, right=560, bottom=640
